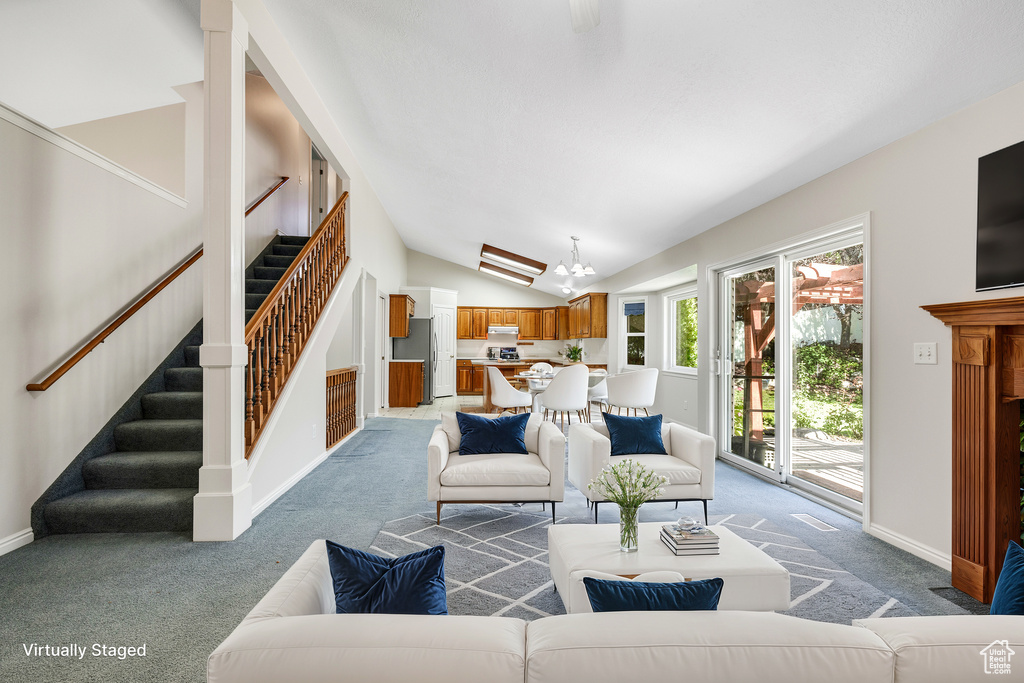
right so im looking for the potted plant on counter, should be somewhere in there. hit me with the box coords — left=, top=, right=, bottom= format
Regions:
left=561, top=342, right=584, bottom=363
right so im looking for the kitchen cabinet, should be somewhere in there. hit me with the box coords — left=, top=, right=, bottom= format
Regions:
left=503, top=308, right=518, bottom=326
left=488, top=309, right=504, bottom=326
left=456, top=360, right=486, bottom=395
left=389, top=361, right=423, bottom=407
left=519, top=309, right=542, bottom=340
left=457, top=308, right=472, bottom=339
left=566, top=293, right=607, bottom=339
left=557, top=306, right=569, bottom=340
left=389, top=294, right=415, bottom=337
left=472, top=308, right=488, bottom=339
left=541, top=308, right=557, bottom=340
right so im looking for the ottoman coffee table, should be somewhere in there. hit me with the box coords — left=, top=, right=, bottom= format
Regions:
left=548, top=523, right=790, bottom=613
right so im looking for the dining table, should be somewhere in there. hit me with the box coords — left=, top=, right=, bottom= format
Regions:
left=512, top=371, right=606, bottom=413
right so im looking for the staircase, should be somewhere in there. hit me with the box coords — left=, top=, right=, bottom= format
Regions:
left=41, top=235, right=310, bottom=535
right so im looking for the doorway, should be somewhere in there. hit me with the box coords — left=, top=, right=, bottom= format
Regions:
left=310, top=144, right=329, bottom=234
left=716, top=223, right=866, bottom=511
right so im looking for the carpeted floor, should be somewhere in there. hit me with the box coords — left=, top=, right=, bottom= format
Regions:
left=0, top=417, right=973, bottom=682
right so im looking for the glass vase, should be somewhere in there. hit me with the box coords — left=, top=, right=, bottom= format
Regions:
left=619, top=505, right=639, bottom=553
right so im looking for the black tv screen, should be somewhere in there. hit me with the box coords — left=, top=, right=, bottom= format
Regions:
left=977, top=139, right=1024, bottom=291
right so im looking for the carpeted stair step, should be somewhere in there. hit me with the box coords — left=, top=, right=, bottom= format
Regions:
left=262, top=254, right=295, bottom=269
left=184, top=345, right=201, bottom=367
left=115, top=419, right=203, bottom=452
left=141, top=392, right=202, bottom=420
left=44, top=489, right=196, bottom=533
left=254, top=266, right=287, bottom=281
left=273, top=243, right=303, bottom=257
left=279, top=235, right=309, bottom=246
left=165, top=366, right=202, bottom=391
left=246, top=278, right=277, bottom=294
left=83, top=451, right=202, bottom=489
left=246, top=292, right=268, bottom=309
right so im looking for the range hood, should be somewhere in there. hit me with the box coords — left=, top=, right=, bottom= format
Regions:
left=487, top=326, right=519, bottom=335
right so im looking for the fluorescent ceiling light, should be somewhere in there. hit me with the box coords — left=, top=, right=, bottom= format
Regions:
left=480, top=244, right=546, bottom=275
left=479, top=261, right=534, bottom=286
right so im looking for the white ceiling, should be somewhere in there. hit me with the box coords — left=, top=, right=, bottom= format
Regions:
left=0, top=0, right=202, bottom=128
left=257, top=0, right=1024, bottom=295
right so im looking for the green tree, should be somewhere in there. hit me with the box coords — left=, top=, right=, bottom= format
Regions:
left=675, top=297, right=698, bottom=367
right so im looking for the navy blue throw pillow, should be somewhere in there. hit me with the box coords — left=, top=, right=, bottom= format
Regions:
left=325, top=541, right=447, bottom=615
left=602, top=412, right=667, bottom=455
left=456, top=411, right=530, bottom=455
left=991, top=541, right=1024, bottom=615
left=583, top=576, right=724, bottom=612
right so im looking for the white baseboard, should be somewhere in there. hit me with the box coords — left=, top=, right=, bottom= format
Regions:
left=867, top=522, right=951, bottom=571
left=250, top=427, right=361, bottom=517
left=0, top=528, right=33, bottom=556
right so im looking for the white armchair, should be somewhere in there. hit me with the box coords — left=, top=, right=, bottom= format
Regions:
left=428, top=412, right=566, bottom=525
left=568, top=421, right=715, bottom=524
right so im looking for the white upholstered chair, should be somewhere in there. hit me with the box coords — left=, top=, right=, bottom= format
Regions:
left=486, top=366, right=532, bottom=413
left=605, top=368, right=659, bottom=416
left=586, top=370, right=608, bottom=421
left=530, top=362, right=554, bottom=373
left=539, top=364, right=589, bottom=428
left=568, top=420, right=715, bottom=523
left=428, top=412, right=565, bottom=525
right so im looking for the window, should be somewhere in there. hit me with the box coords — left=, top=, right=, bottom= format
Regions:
left=667, top=288, right=698, bottom=373
left=623, top=299, right=646, bottom=367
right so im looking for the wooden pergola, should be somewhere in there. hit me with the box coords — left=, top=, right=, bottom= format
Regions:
left=732, top=263, right=864, bottom=454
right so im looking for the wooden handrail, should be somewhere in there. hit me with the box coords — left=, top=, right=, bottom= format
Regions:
left=245, top=177, right=289, bottom=217
left=244, top=191, right=350, bottom=457
left=27, top=246, right=203, bottom=391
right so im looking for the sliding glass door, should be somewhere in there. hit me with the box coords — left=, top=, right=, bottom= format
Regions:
left=717, top=229, right=865, bottom=510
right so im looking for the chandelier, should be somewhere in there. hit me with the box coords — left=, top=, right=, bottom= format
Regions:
left=554, top=236, right=596, bottom=278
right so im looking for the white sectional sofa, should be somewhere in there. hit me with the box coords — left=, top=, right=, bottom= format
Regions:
left=208, top=540, right=1024, bottom=683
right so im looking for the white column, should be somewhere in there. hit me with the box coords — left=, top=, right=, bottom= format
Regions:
left=194, top=0, right=251, bottom=541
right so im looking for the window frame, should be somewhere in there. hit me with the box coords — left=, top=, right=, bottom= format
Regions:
left=664, top=285, right=698, bottom=376
left=620, top=296, right=648, bottom=369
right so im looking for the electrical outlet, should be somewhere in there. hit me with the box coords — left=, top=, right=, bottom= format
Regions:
left=913, top=342, right=937, bottom=365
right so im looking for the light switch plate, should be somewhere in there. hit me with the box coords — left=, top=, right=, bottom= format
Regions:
left=914, top=342, right=937, bottom=365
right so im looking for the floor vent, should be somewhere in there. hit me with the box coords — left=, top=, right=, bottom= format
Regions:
left=791, top=513, right=837, bottom=531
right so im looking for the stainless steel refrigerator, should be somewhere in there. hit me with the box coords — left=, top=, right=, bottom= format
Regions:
left=392, top=317, right=435, bottom=405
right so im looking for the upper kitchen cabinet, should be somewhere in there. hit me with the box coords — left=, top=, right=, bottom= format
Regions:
left=503, top=309, right=519, bottom=326
left=519, top=309, right=542, bottom=340
left=487, top=309, right=504, bottom=326
left=541, top=308, right=557, bottom=340
left=566, top=293, right=607, bottom=339
left=457, top=307, right=472, bottom=339
left=389, top=294, right=415, bottom=337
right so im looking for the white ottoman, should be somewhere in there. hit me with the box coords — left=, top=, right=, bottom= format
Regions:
left=548, top=523, right=790, bottom=612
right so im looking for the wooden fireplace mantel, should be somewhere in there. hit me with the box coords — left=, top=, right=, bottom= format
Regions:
left=923, top=296, right=1023, bottom=603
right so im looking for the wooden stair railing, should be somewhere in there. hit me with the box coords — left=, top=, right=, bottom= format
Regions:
left=326, top=365, right=358, bottom=448
left=244, top=192, right=350, bottom=458
left=25, top=177, right=292, bottom=392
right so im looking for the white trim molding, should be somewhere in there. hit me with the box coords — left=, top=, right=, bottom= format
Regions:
left=867, top=522, right=951, bottom=571
left=0, top=528, right=34, bottom=557
left=0, top=101, right=188, bottom=208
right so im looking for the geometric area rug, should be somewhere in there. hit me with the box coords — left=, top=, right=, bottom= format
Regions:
left=369, top=507, right=918, bottom=624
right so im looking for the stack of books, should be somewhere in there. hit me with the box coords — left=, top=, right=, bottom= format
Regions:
left=660, top=524, right=720, bottom=556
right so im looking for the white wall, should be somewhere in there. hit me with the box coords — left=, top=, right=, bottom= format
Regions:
left=243, top=72, right=311, bottom=264
left=56, top=103, right=187, bottom=197
left=588, top=79, right=1024, bottom=568
left=0, top=82, right=205, bottom=546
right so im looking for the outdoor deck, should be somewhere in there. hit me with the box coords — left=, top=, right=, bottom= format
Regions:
left=759, top=433, right=864, bottom=503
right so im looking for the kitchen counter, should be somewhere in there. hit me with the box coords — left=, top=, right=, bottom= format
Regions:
left=390, top=359, right=425, bottom=363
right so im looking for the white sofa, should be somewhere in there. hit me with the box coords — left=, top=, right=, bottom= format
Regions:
left=208, top=540, right=1024, bottom=683
left=569, top=421, right=715, bottom=523
left=428, top=412, right=565, bottom=524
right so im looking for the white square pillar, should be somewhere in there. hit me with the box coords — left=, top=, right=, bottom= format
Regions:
left=194, top=0, right=252, bottom=541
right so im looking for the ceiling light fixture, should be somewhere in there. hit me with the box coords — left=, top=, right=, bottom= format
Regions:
left=554, top=236, right=596, bottom=278
left=480, top=244, right=547, bottom=275
left=479, top=261, right=534, bottom=287
left=561, top=287, right=572, bottom=294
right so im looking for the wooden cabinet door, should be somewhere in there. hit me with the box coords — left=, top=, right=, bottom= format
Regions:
left=557, top=306, right=569, bottom=340
left=503, top=308, right=518, bottom=325
left=457, top=308, right=472, bottom=339
left=472, top=308, right=488, bottom=339
left=457, top=365, right=473, bottom=393
left=542, top=308, right=557, bottom=340
left=488, top=309, right=504, bottom=325
left=568, top=301, right=580, bottom=339
left=472, top=366, right=485, bottom=393
left=520, top=309, right=541, bottom=339
left=579, top=296, right=592, bottom=338
left=589, top=293, right=608, bottom=338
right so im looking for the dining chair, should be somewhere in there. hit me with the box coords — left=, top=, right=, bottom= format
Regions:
left=530, top=362, right=554, bottom=373
left=486, top=366, right=532, bottom=413
left=605, top=367, right=659, bottom=416
left=586, top=369, right=609, bottom=422
left=538, top=364, right=589, bottom=428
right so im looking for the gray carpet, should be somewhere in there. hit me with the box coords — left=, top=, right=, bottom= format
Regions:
left=0, top=417, right=971, bottom=682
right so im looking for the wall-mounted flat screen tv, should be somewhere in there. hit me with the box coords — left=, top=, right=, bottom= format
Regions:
left=977, top=139, right=1024, bottom=291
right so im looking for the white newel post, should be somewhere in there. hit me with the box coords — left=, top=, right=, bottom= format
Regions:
left=194, top=0, right=252, bottom=541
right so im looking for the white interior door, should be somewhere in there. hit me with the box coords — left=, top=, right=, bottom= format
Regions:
left=432, top=304, right=456, bottom=397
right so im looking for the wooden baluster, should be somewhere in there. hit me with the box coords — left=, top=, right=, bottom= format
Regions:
left=245, top=343, right=256, bottom=448
left=252, top=327, right=264, bottom=428
left=261, top=317, right=273, bottom=410
left=274, top=301, right=285, bottom=393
